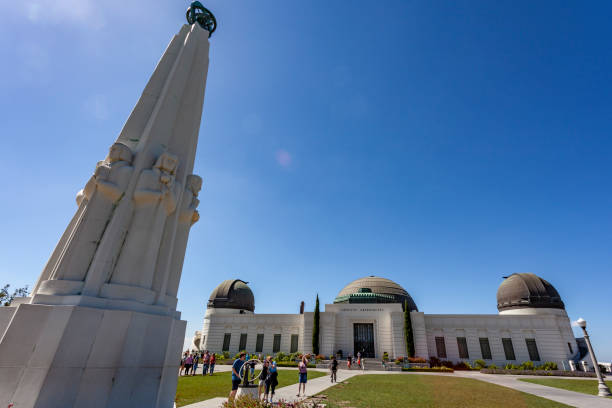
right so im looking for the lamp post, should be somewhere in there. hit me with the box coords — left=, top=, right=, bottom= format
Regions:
left=576, top=318, right=612, bottom=397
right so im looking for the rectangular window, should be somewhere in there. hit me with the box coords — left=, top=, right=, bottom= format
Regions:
left=273, top=334, right=281, bottom=353
left=290, top=334, right=299, bottom=353
left=568, top=342, right=573, bottom=354
left=502, top=338, right=516, bottom=360
left=525, top=338, right=540, bottom=361
left=222, top=333, right=231, bottom=351
left=256, top=334, right=264, bottom=353
left=456, top=337, right=469, bottom=359
left=239, top=333, right=247, bottom=351
left=479, top=338, right=492, bottom=360
left=435, top=336, right=447, bottom=359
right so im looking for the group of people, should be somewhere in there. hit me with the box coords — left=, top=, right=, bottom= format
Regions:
left=179, top=350, right=216, bottom=376
left=345, top=351, right=365, bottom=370
left=229, top=353, right=311, bottom=402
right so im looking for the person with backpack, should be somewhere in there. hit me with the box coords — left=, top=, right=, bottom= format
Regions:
left=330, top=355, right=338, bottom=383
left=263, top=358, right=278, bottom=403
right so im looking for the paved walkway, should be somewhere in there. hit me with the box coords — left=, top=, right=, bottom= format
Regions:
left=182, top=368, right=612, bottom=408
left=455, top=371, right=612, bottom=408
left=182, top=368, right=360, bottom=408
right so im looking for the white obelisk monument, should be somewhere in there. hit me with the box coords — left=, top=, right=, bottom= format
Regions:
left=0, top=3, right=216, bottom=407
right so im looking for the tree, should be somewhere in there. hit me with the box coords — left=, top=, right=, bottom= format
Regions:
left=1, top=284, right=29, bottom=306
left=312, top=294, right=320, bottom=355
left=404, top=300, right=415, bottom=357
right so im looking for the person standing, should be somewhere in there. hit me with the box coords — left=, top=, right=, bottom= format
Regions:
left=179, top=351, right=188, bottom=376
left=202, top=351, right=209, bottom=375
left=264, top=359, right=278, bottom=403
left=297, top=356, right=308, bottom=397
left=347, top=356, right=351, bottom=370
left=229, top=352, right=246, bottom=401
left=184, top=353, right=193, bottom=376
left=258, top=358, right=269, bottom=400
left=209, top=352, right=216, bottom=375
left=192, top=352, right=200, bottom=375
left=330, top=356, right=338, bottom=383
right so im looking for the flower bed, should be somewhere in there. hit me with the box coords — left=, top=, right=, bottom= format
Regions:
left=480, top=369, right=597, bottom=377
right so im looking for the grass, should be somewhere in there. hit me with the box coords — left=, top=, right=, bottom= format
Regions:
left=519, top=378, right=612, bottom=398
left=175, top=369, right=326, bottom=407
left=316, top=374, right=572, bottom=408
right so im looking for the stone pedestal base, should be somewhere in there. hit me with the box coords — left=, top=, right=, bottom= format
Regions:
left=236, top=385, right=259, bottom=399
left=0, top=303, right=185, bottom=408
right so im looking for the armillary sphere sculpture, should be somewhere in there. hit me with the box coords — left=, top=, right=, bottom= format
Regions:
left=186, top=1, right=217, bottom=37
left=239, top=358, right=263, bottom=386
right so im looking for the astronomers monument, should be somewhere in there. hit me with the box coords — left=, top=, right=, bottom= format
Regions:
left=0, top=3, right=216, bottom=407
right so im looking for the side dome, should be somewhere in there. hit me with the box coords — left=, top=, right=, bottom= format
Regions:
left=497, top=273, right=564, bottom=312
left=207, top=279, right=255, bottom=312
left=334, top=276, right=418, bottom=311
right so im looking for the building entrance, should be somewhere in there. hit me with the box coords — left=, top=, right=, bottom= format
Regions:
left=353, top=323, right=375, bottom=358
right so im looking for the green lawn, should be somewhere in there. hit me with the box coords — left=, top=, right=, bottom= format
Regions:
left=316, top=374, right=571, bottom=408
left=519, top=378, right=612, bottom=398
left=175, top=369, right=326, bottom=407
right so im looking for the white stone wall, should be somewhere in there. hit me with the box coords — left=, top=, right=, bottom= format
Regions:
left=422, top=310, right=577, bottom=367
left=199, top=304, right=577, bottom=366
left=201, top=309, right=303, bottom=355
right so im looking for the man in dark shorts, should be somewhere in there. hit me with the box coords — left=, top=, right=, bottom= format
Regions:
left=229, top=352, right=246, bottom=401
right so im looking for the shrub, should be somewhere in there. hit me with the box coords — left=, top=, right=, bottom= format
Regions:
left=288, top=352, right=301, bottom=361
left=520, top=361, right=535, bottom=370
left=223, top=395, right=306, bottom=407
left=408, top=357, right=427, bottom=364
left=395, top=357, right=404, bottom=365
left=440, top=360, right=454, bottom=369
left=538, top=362, right=558, bottom=371
left=428, top=357, right=441, bottom=367
left=481, top=368, right=596, bottom=377
left=453, top=361, right=472, bottom=370
left=315, top=354, right=326, bottom=361
left=275, top=361, right=316, bottom=368
left=504, top=363, right=519, bottom=370
left=383, top=352, right=389, bottom=361
left=474, top=359, right=487, bottom=369
left=402, top=366, right=454, bottom=373
left=222, top=351, right=230, bottom=359
left=488, top=364, right=498, bottom=369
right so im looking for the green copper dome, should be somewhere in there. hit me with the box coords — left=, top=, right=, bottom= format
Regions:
left=334, top=276, right=418, bottom=311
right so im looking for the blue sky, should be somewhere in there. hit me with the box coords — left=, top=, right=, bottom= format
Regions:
left=1, top=1, right=611, bottom=359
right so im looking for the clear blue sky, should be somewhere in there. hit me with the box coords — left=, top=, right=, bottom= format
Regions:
left=1, top=1, right=611, bottom=360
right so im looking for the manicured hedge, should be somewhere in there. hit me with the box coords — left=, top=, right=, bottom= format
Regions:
left=402, top=367, right=454, bottom=373
left=480, top=369, right=597, bottom=377
left=275, top=362, right=316, bottom=368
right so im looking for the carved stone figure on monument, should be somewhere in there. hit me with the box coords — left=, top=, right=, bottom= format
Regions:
left=151, top=174, right=202, bottom=307
left=164, top=174, right=202, bottom=303
left=38, top=143, right=134, bottom=296
left=109, top=152, right=180, bottom=292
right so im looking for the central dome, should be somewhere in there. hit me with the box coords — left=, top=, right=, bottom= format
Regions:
left=334, top=276, right=418, bottom=311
